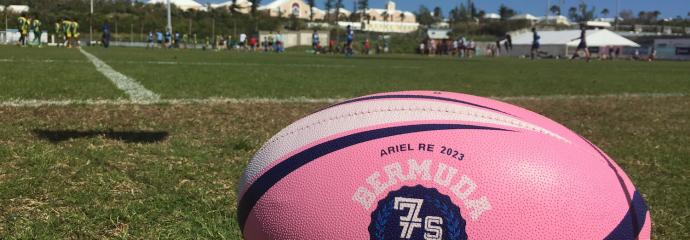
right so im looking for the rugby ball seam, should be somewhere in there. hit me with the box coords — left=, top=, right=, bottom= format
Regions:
left=263, top=106, right=569, bottom=148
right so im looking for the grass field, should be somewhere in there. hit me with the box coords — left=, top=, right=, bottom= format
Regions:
left=0, top=45, right=689, bottom=238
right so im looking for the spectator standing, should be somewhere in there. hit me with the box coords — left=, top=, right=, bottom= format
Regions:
left=156, top=30, right=163, bottom=48
left=146, top=31, right=153, bottom=49
left=54, top=19, right=63, bottom=47
left=275, top=31, right=284, bottom=53
left=102, top=23, right=111, bottom=48
left=164, top=30, right=171, bottom=48
left=174, top=32, right=181, bottom=48
left=17, top=14, right=29, bottom=46
left=530, top=28, right=540, bottom=60
left=31, top=16, right=42, bottom=47
left=71, top=19, right=80, bottom=48
left=648, top=47, right=657, bottom=62
left=363, top=38, right=370, bottom=55
left=345, top=25, right=354, bottom=56
left=495, top=40, right=501, bottom=56
left=239, top=33, right=247, bottom=50
left=329, top=38, right=336, bottom=54
left=312, top=30, right=320, bottom=53
left=250, top=35, right=257, bottom=51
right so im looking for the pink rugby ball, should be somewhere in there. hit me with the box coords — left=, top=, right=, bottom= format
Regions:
left=237, top=91, right=651, bottom=239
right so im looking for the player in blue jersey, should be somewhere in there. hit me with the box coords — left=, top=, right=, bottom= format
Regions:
left=530, top=28, right=540, bottom=60
left=345, top=25, right=354, bottom=56
left=312, top=29, right=320, bottom=53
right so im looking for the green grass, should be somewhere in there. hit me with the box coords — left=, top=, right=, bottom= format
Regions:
left=0, top=46, right=689, bottom=238
left=0, top=46, right=124, bottom=100
left=85, top=47, right=690, bottom=99
left=1, top=98, right=688, bottom=238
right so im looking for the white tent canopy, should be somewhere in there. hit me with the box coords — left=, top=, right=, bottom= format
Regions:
left=6, top=5, right=30, bottom=13
left=147, top=0, right=205, bottom=11
left=483, top=13, right=500, bottom=19
left=510, top=29, right=640, bottom=47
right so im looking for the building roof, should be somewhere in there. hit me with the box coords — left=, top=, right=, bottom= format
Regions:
left=147, top=0, right=205, bottom=11
left=510, top=29, right=639, bottom=47
left=258, top=0, right=292, bottom=10
left=483, top=13, right=501, bottom=19
left=210, top=0, right=252, bottom=9
left=509, top=14, right=538, bottom=21
left=328, top=8, right=351, bottom=15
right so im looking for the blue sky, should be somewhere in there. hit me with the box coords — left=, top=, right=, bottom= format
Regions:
left=203, top=0, right=689, bottom=19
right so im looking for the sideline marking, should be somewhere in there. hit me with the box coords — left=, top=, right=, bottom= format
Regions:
left=0, top=93, right=686, bottom=107
left=0, top=58, right=420, bottom=69
left=78, top=48, right=160, bottom=102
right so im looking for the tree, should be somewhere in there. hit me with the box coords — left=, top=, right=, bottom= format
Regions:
left=399, top=12, right=405, bottom=23
left=568, top=7, right=578, bottom=21
left=433, top=6, right=443, bottom=22
left=324, top=0, right=333, bottom=22
left=416, top=5, right=435, bottom=26
left=550, top=5, right=561, bottom=16
left=334, top=0, right=344, bottom=21
left=498, top=4, right=515, bottom=21
left=652, top=10, right=661, bottom=21
left=382, top=11, right=389, bottom=21
left=601, top=8, right=609, bottom=18
left=307, top=0, right=315, bottom=21
left=250, top=0, right=261, bottom=16
left=568, top=3, right=595, bottom=22
left=357, top=0, right=369, bottom=22
left=619, top=10, right=633, bottom=20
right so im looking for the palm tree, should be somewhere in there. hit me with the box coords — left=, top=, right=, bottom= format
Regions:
left=307, top=0, right=315, bottom=21
left=400, top=12, right=405, bottom=23
left=601, top=8, right=610, bottom=18
left=568, top=7, right=578, bottom=21
left=335, top=0, right=343, bottom=22
left=549, top=5, right=561, bottom=16
left=652, top=10, right=661, bottom=21
left=324, top=0, right=333, bottom=22
left=382, top=11, right=389, bottom=22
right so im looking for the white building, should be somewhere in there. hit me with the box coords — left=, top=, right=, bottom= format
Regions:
left=147, top=0, right=206, bottom=12
left=654, top=39, right=690, bottom=60
left=506, top=29, right=639, bottom=58
left=353, top=1, right=418, bottom=33
left=538, top=15, right=571, bottom=25
left=210, top=0, right=253, bottom=14
left=354, top=1, right=416, bottom=23
left=258, top=0, right=326, bottom=20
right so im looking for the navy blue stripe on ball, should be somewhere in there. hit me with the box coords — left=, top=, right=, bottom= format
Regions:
left=604, top=191, right=648, bottom=239
left=237, top=123, right=512, bottom=231
left=321, top=94, right=512, bottom=116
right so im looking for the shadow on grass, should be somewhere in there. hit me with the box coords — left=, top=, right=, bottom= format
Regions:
left=33, top=129, right=169, bottom=143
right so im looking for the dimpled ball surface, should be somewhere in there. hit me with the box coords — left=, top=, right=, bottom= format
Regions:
left=236, top=91, right=651, bottom=240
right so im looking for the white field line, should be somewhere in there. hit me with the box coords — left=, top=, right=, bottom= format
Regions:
left=78, top=49, right=160, bottom=102
left=0, top=93, right=686, bottom=107
left=0, top=58, right=420, bottom=69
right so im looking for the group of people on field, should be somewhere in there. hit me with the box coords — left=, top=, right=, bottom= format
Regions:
left=530, top=24, right=590, bottom=61
left=16, top=14, right=79, bottom=48
left=16, top=14, right=43, bottom=47
left=55, top=18, right=81, bottom=48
